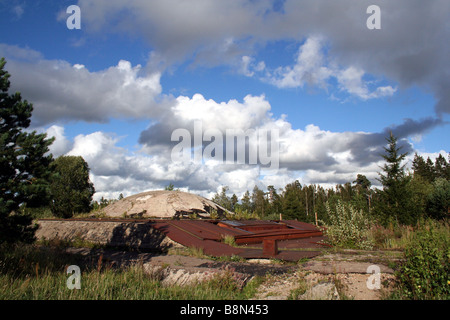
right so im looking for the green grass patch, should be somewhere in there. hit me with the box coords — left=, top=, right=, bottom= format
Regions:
left=0, top=243, right=261, bottom=300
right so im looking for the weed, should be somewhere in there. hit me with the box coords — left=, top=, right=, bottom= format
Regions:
left=320, top=200, right=374, bottom=250
left=394, top=220, right=450, bottom=300
left=222, top=235, right=236, bottom=246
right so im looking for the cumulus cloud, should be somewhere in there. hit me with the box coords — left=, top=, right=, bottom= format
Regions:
left=134, top=89, right=444, bottom=196
left=59, top=115, right=444, bottom=199
left=264, top=36, right=397, bottom=100
left=139, top=93, right=272, bottom=150
left=268, top=36, right=333, bottom=90
left=76, top=0, right=450, bottom=114
left=44, top=125, right=72, bottom=157
left=0, top=44, right=168, bottom=126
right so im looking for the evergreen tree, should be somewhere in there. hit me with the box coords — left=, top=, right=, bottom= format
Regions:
left=354, top=174, right=371, bottom=190
left=49, top=156, right=95, bottom=218
left=240, top=190, right=252, bottom=213
left=267, top=185, right=282, bottom=217
left=230, top=194, right=238, bottom=211
left=376, top=132, right=416, bottom=225
left=212, top=186, right=232, bottom=211
left=282, top=180, right=305, bottom=220
left=0, top=58, right=54, bottom=243
left=353, top=174, right=372, bottom=212
left=251, top=185, right=267, bottom=217
left=434, top=154, right=449, bottom=180
left=412, top=153, right=434, bottom=182
left=426, top=178, right=449, bottom=220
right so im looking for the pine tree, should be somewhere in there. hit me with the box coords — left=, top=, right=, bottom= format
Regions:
left=412, top=153, right=434, bottom=182
left=212, top=186, right=232, bottom=211
left=0, top=58, right=54, bottom=243
left=353, top=174, right=372, bottom=212
left=434, top=154, right=449, bottom=180
left=230, top=194, right=238, bottom=211
left=354, top=174, right=371, bottom=191
left=267, top=185, right=282, bottom=217
left=251, top=185, right=267, bottom=217
left=240, top=190, right=252, bottom=212
left=376, top=132, right=415, bottom=225
left=282, top=180, right=305, bottom=220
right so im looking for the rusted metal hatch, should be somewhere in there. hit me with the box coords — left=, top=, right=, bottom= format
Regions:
left=152, top=219, right=327, bottom=261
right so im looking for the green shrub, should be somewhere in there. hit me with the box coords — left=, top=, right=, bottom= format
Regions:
left=321, top=200, right=374, bottom=250
left=395, top=221, right=450, bottom=300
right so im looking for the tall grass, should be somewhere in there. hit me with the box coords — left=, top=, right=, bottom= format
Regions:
left=0, top=244, right=259, bottom=300
left=368, top=219, right=449, bottom=250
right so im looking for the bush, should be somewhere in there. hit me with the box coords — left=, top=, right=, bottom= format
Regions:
left=321, top=200, right=374, bottom=250
left=426, top=178, right=450, bottom=220
left=395, top=221, right=450, bottom=299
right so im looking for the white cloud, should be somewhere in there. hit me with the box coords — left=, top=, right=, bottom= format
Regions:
left=269, top=36, right=332, bottom=89
left=174, top=93, right=271, bottom=131
left=240, top=55, right=265, bottom=77
left=336, top=66, right=397, bottom=100
left=45, top=125, right=72, bottom=157
left=0, top=45, right=168, bottom=126
left=266, top=37, right=397, bottom=100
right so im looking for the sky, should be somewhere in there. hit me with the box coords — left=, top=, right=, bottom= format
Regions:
left=1, top=0, right=449, bottom=201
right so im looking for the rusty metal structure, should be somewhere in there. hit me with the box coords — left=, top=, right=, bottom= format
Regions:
left=39, top=218, right=328, bottom=261
left=150, top=219, right=327, bottom=261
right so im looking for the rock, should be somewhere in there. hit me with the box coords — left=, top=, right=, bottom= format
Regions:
left=142, top=263, right=251, bottom=288
left=35, top=220, right=183, bottom=250
left=298, top=282, right=340, bottom=300
left=101, top=190, right=228, bottom=219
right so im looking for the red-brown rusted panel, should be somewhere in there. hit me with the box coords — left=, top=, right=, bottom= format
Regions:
left=234, top=231, right=323, bottom=244
left=262, top=239, right=278, bottom=256
left=281, top=220, right=320, bottom=231
left=151, top=221, right=244, bottom=257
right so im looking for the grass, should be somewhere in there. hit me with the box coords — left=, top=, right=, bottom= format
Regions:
left=0, top=265, right=261, bottom=300
left=0, top=243, right=261, bottom=300
left=368, top=219, right=449, bottom=250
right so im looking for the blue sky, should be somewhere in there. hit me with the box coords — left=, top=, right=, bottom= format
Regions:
left=1, top=0, right=448, bottom=200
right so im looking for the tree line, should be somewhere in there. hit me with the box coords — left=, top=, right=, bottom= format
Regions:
left=212, top=133, right=449, bottom=226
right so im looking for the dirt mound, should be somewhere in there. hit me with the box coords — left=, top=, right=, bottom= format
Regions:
left=102, top=190, right=228, bottom=219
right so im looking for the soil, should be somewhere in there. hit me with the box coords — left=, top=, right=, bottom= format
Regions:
left=66, top=247, right=401, bottom=300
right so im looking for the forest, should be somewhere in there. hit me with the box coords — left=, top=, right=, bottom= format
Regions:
left=212, top=139, right=449, bottom=227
